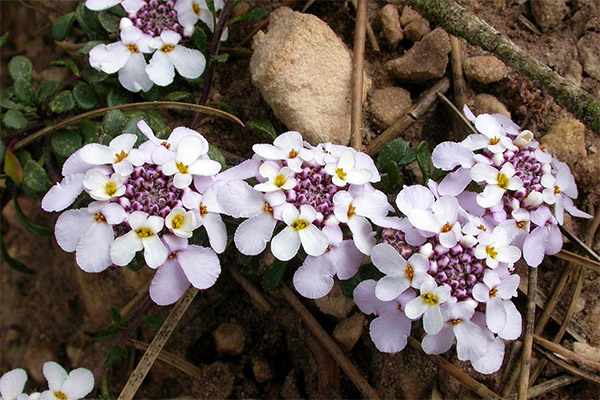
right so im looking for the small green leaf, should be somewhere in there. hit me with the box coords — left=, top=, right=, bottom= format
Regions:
left=83, top=65, right=109, bottom=84
left=49, top=91, right=75, bottom=114
left=95, top=325, right=120, bottom=341
left=0, top=32, right=9, bottom=49
left=51, top=12, right=76, bottom=41
left=51, top=129, right=82, bottom=158
left=213, top=53, right=229, bottom=63
left=205, top=0, right=216, bottom=18
left=73, top=82, right=98, bottom=110
left=79, top=40, right=106, bottom=56
left=13, top=193, right=52, bottom=237
left=4, top=147, right=23, bottom=184
left=210, top=101, right=241, bottom=119
left=193, top=29, right=208, bottom=54
left=15, top=150, right=32, bottom=168
left=22, top=159, right=52, bottom=193
left=262, top=260, right=287, bottom=291
left=98, top=11, right=120, bottom=33
left=110, top=307, right=122, bottom=324
left=247, top=120, right=277, bottom=140
left=229, top=7, right=267, bottom=25
left=142, top=315, right=164, bottom=328
left=13, top=79, right=35, bottom=106
left=165, top=91, right=193, bottom=102
left=339, top=275, right=362, bottom=298
left=0, top=141, right=6, bottom=165
left=376, top=139, right=408, bottom=171
left=8, top=56, right=33, bottom=82
left=50, top=60, right=80, bottom=76
left=76, top=4, right=101, bottom=40
left=142, top=110, right=169, bottom=139
left=398, top=148, right=416, bottom=166
left=207, top=144, right=227, bottom=170
left=107, top=87, right=132, bottom=107
left=102, top=110, right=127, bottom=137
left=3, top=110, right=28, bottom=130
left=385, top=161, right=400, bottom=191
left=140, top=85, right=159, bottom=101
left=1, top=236, right=35, bottom=274
left=104, top=345, right=124, bottom=368
left=415, top=141, right=432, bottom=183
left=37, top=81, right=59, bottom=105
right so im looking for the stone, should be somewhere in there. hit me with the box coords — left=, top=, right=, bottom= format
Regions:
left=231, top=1, right=251, bottom=18
left=250, top=7, right=371, bottom=145
left=332, top=313, right=366, bottom=351
left=381, top=4, right=403, bottom=47
left=541, top=119, right=587, bottom=165
left=280, top=369, right=301, bottom=399
left=190, top=362, right=235, bottom=399
left=400, top=6, right=421, bottom=27
left=252, top=358, right=273, bottom=383
left=577, top=32, right=600, bottom=81
left=463, top=55, right=509, bottom=84
left=530, top=0, right=569, bottom=32
left=565, top=59, right=583, bottom=87
left=315, top=281, right=355, bottom=318
left=385, top=28, right=451, bottom=82
left=403, top=18, right=430, bottom=42
left=369, top=87, right=412, bottom=128
left=25, top=345, right=56, bottom=382
left=578, top=152, right=600, bottom=187
left=213, top=322, right=245, bottom=356
left=471, top=94, right=511, bottom=118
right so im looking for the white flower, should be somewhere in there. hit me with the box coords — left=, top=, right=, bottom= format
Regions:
left=137, top=121, right=206, bottom=165
left=470, top=163, right=523, bottom=208
left=162, top=135, right=221, bottom=189
left=0, top=368, right=28, bottom=400
left=89, top=24, right=153, bottom=93
left=79, top=134, right=145, bottom=176
left=371, top=243, right=431, bottom=301
left=39, top=362, right=94, bottom=400
left=404, top=279, right=450, bottom=335
left=165, top=207, right=197, bottom=238
left=82, top=170, right=125, bottom=201
left=474, top=226, right=521, bottom=269
left=469, top=312, right=506, bottom=374
left=408, top=196, right=462, bottom=248
left=146, top=30, right=206, bottom=86
left=175, top=0, right=228, bottom=38
left=461, top=113, right=516, bottom=154
left=324, top=150, right=372, bottom=187
left=254, top=163, right=297, bottom=192
left=271, top=205, right=329, bottom=261
left=181, top=185, right=227, bottom=253
left=110, top=211, right=168, bottom=268
left=252, top=131, right=314, bottom=173
left=85, top=0, right=144, bottom=13
left=54, top=203, right=126, bottom=273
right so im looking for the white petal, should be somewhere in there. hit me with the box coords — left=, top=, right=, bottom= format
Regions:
left=337, top=150, right=356, bottom=170
left=42, top=362, right=68, bottom=392
left=88, top=42, right=129, bottom=74
left=376, top=275, right=410, bottom=302
left=371, top=243, right=406, bottom=275
left=329, top=240, right=363, bottom=280
left=432, top=142, right=474, bottom=170
left=234, top=213, right=276, bottom=255
left=404, top=296, right=428, bottom=320
left=118, top=52, right=153, bottom=92
left=423, top=306, right=444, bottom=335
left=293, top=256, right=335, bottom=299
left=0, top=369, right=27, bottom=400
left=111, top=231, right=143, bottom=266
left=408, top=209, right=440, bottom=233
left=203, top=212, right=227, bottom=253
left=353, top=191, right=389, bottom=219
left=369, top=312, right=411, bottom=353
left=472, top=283, right=490, bottom=303
left=422, top=327, right=455, bottom=354
left=486, top=298, right=507, bottom=333
left=470, top=163, right=499, bottom=184
left=498, top=300, right=522, bottom=340
left=271, top=227, right=300, bottom=261
left=347, top=215, right=376, bottom=255
left=85, top=0, right=120, bottom=10
left=188, top=159, right=222, bottom=176
left=61, top=368, right=94, bottom=400
left=173, top=172, right=193, bottom=189
left=496, top=245, right=521, bottom=263
left=281, top=205, right=299, bottom=226
left=146, top=51, right=175, bottom=86
left=298, top=224, right=328, bottom=257
left=177, top=136, right=204, bottom=165
left=454, top=320, right=487, bottom=361
left=475, top=114, right=504, bottom=139
left=523, top=227, right=549, bottom=267
left=169, top=45, right=206, bottom=79
left=54, top=209, right=93, bottom=252
left=142, top=235, right=168, bottom=268
left=177, top=245, right=221, bottom=289
left=345, top=169, right=373, bottom=185
left=437, top=168, right=472, bottom=196
left=217, top=180, right=264, bottom=217
left=471, top=337, right=505, bottom=374
left=76, top=222, right=113, bottom=273
left=353, top=280, right=399, bottom=316
left=79, top=144, right=114, bottom=165
left=150, top=260, right=190, bottom=306
left=42, top=174, right=85, bottom=212
left=252, top=144, right=288, bottom=160
left=476, top=184, right=505, bottom=208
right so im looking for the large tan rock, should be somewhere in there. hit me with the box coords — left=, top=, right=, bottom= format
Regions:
left=463, top=55, right=509, bottom=84
left=369, top=87, right=412, bottom=128
left=577, top=32, right=600, bottom=81
left=250, top=7, right=371, bottom=145
left=530, top=0, right=569, bottom=32
left=381, top=4, right=403, bottom=47
left=332, top=313, right=365, bottom=351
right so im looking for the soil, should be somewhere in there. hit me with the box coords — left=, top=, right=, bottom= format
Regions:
left=1, top=0, right=599, bottom=399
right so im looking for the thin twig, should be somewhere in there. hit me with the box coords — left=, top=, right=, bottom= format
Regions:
left=436, top=92, right=478, bottom=135
left=449, top=35, right=468, bottom=109
left=555, top=249, right=600, bottom=273
left=518, top=266, right=538, bottom=400
left=506, top=375, right=581, bottom=400
left=237, top=0, right=296, bottom=47
left=406, top=337, right=502, bottom=400
left=227, top=264, right=272, bottom=313
left=367, top=77, right=451, bottom=156
left=118, top=287, right=198, bottom=400
left=350, top=0, right=368, bottom=151
left=279, top=284, right=380, bottom=400
left=533, top=335, right=600, bottom=372
left=516, top=14, right=542, bottom=36
left=560, top=225, right=600, bottom=263
left=534, top=346, right=600, bottom=384
left=120, top=282, right=151, bottom=321
left=127, top=339, right=205, bottom=380
left=349, top=0, right=380, bottom=52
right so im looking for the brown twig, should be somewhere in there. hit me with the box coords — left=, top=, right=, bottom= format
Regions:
left=228, top=264, right=272, bottom=313
left=349, top=0, right=380, bottom=52
left=406, top=337, right=501, bottom=400
left=449, top=35, right=468, bottom=109
left=533, top=335, right=600, bottom=372
left=517, top=266, right=538, bottom=400
left=279, top=284, right=380, bottom=400
left=506, top=375, right=581, bottom=400
left=237, top=0, right=296, bottom=47
left=120, top=283, right=151, bottom=321
left=560, top=225, right=600, bottom=263
left=534, top=346, right=600, bottom=384
left=127, top=339, right=205, bottom=380
left=350, top=0, right=368, bottom=151
left=436, top=92, right=478, bottom=135
left=367, top=77, right=451, bottom=156
left=516, top=14, right=542, bottom=36
left=555, top=249, right=600, bottom=273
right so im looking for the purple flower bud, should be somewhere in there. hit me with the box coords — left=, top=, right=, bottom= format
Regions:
left=436, top=271, right=448, bottom=282
left=437, top=255, right=450, bottom=268
left=449, top=244, right=463, bottom=256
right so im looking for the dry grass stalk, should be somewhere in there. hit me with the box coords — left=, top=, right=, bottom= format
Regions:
left=127, top=339, right=205, bottom=380
left=534, top=346, right=600, bottom=384
left=517, top=266, right=538, bottom=400
left=228, top=264, right=272, bottom=312
left=449, top=35, right=468, bottom=109
left=555, top=250, right=600, bottom=273
left=350, top=0, right=380, bottom=52
left=350, top=0, right=368, bottom=151
left=533, top=335, right=600, bottom=373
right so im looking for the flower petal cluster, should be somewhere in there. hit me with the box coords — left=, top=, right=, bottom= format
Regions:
left=43, top=122, right=224, bottom=306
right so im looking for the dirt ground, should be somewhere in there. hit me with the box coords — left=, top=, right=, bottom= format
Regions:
left=1, top=0, right=599, bottom=398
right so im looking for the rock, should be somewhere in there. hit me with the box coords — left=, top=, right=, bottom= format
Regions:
left=315, top=281, right=355, bottom=318
left=250, top=7, right=371, bottom=145
left=369, top=87, right=412, bottom=128
left=252, top=358, right=273, bottom=383
left=231, top=1, right=251, bottom=18
left=190, top=362, right=235, bottom=399
left=471, top=94, right=511, bottom=119
left=565, top=59, right=583, bottom=87
left=385, top=28, right=451, bottom=82
left=577, top=32, right=600, bottom=81
left=381, top=4, right=403, bottom=47
left=541, top=119, right=587, bottom=166
left=463, top=55, right=509, bottom=84
left=213, top=322, right=245, bottom=356
left=573, top=342, right=600, bottom=364
left=530, top=0, right=569, bottom=32
left=25, top=345, right=56, bottom=382
left=66, top=345, right=85, bottom=367
left=280, top=369, right=301, bottom=399
left=332, top=313, right=366, bottom=351
left=403, top=18, right=430, bottom=42
left=400, top=6, right=421, bottom=27
left=120, top=266, right=154, bottom=291
left=579, top=152, right=600, bottom=187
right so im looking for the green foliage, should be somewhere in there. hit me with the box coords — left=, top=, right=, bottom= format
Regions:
left=376, top=139, right=409, bottom=171
left=415, top=141, right=432, bottom=183
left=107, top=87, right=132, bottom=107
left=14, top=79, right=35, bottom=106
left=213, top=53, right=229, bottom=63
left=97, top=11, right=120, bottom=33
left=50, top=60, right=80, bottom=76
left=73, top=82, right=99, bottom=110
left=104, top=345, right=123, bottom=368
left=0, top=141, right=5, bottom=165
left=142, top=315, right=164, bottom=328
left=165, top=91, right=194, bottom=102
left=1, top=236, right=35, bottom=274
left=0, top=31, right=8, bottom=48
left=207, top=144, right=227, bottom=171
left=51, top=129, right=82, bottom=158
left=81, top=120, right=101, bottom=144
left=75, top=4, right=102, bottom=40
left=102, top=110, right=127, bottom=137
left=247, top=120, right=277, bottom=140
left=13, top=192, right=52, bottom=237
left=8, top=56, right=33, bottom=82
left=262, top=260, right=288, bottom=291
left=37, top=81, right=59, bottom=105
left=22, top=159, right=52, bottom=193
left=79, top=40, right=105, bottom=56
left=193, top=29, right=208, bottom=54
left=51, top=12, right=76, bottom=41
left=229, top=7, right=267, bottom=25
left=3, top=110, right=28, bottom=130
left=4, top=147, right=23, bottom=184
left=83, top=65, right=109, bottom=84
left=49, top=90, right=76, bottom=114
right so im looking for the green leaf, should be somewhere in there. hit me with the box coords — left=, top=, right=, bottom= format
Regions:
left=143, top=110, right=169, bottom=139
left=339, top=275, right=362, bottom=298
left=385, top=161, right=400, bottom=191
left=73, top=82, right=98, bottom=110
left=107, top=87, right=132, bottom=107
left=3, top=110, right=28, bottom=130
left=193, top=28, right=208, bottom=54
left=205, top=0, right=216, bottom=19
left=398, top=148, right=416, bottom=166
left=15, top=150, right=32, bottom=168
left=50, top=60, right=80, bottom=76
left=1, top=236, right=35, bottom=274
left=207, top=144, right=226, bottom=171
left=104, top=345, right=124, bottom=367
left=22, top=159, right=52, bottom=193
left=95, top=325, right=120, bottom=341
left=415, top=141, right=432, bottom=183
left=4, top=147, right=23, bottom=184
left=110, top=307, right=122, bottom=324
left=13, top=193, right=52, bottom=236
left=376, top=139, right=408, bottom=171
left=37, top=81, right=59, bottom=105
left=49, top=91, right=75, bottom=114
left=247, top=120, right=277, bottom=140
left=51, top=12, right=76, bottom=41
left=210, top=101, right=242, bottom=119
left=142, top=315, right=164, bottom=328
left=8, top=56, right=33, bottom=82
left=165, top=91, right=193, bottom=102
left=262, top=260, right=287, bottom=291
left=102, top=110, right=127, bottom=137
left=0, top=32, right=9, bottom=49
left=51, top=129, right=82, bottom=158
left=83, top=65, right=108, bottom=84
left=140, top=85, right=159, bottom=101
left=213, top=53, right=229, bottom=63
left=13, top=79, right=35, bottom=106
left=98, top=11, right=119, bottom=33
left=229, top=7, right=267, bottom=25
left=81, top=120, right=100, bottom=144
left=76, top=4, right=101, bottom=40
left=0, top=141, right=6, bottom=165
left=79, top=40, right=106, bottom=56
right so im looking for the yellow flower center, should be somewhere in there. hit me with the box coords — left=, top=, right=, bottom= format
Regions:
left=336, top=168, right=346, bottom=180
left=405, top=264, right=414, bottom=280
left=54, top=392, right=67, bottom=400
left=192, top=2, right=201, bottom=15
left=105, top=182, right=117, bottom=196
left=200, top=204, right=208, bottom=215
left=554, top=185, right=561, bottom=194
left=489, top=137, right=500, bottom=145
left=291, top=219, right=309, bottom=231
left=486, top=246, right=498, bottom=259
left=489, top=287, right=498, bottom=298
left=263, top=201, right=273, bottom=214
left=289, top=149, right=298, bottom=158
left=176, top=162, right=188, bottom=174
left=516, top=221, right=527, bottom=230
left=441, top=222, right=453, bottom=233
left=161, top=44, right=175, bottom=53
left=169, top=251, right=178, bottom=259
left=94, top=212, right=106, bottom=223
left=114, top=150, right=128, bottom=163
left=161, top=141, right=171, bottom=149
left=477, top=224, right=487, bottom=232
left=422, top=293, right=438, bottom=305
left=347, top=204, right=356, bottom=218
left=451, top=319, right=462, bottom=326
left=127, top=44, right=139, bottom=53
left=497, top=173, right=509, bottom=189
left=136, top=227, right=154, bottom=238
left=171, top=214, right=184, bottom=229
left=274, top=174, right=286, bottom=188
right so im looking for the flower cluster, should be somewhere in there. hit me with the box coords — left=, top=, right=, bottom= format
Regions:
left=216, top=131, right=400, bottom=299
left=86, top=0, right=227, bottom=91
left=42, top=121, right=225, bottom=306
left=0, top=362, right=93, bottom=400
